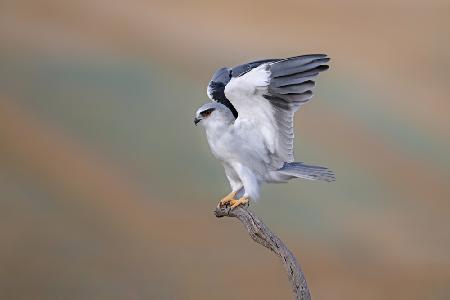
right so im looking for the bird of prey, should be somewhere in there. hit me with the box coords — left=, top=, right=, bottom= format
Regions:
left=194, top=54, right=335, bottom=209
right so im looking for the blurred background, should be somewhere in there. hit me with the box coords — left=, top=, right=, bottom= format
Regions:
left=1, top=1, right=450, bottom=299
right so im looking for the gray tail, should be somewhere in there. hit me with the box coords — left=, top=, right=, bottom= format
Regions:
left=277, top=162, right=335, bottom=182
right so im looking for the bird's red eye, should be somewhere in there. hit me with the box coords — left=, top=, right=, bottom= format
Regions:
left=201, top=109, right=214, bottom=117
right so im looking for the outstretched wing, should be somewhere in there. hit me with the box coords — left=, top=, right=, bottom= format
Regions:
left=207, top=58, right=280, bottom=118
left=224, top=54, right=330, bottom=168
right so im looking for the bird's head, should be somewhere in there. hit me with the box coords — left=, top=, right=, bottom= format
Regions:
left=194, top=102, right=234, bottom=128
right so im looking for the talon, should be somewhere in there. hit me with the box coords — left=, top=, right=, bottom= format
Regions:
left=218, top=191, right=237, bottom=207
left=230, top=197, right=249, bottom=209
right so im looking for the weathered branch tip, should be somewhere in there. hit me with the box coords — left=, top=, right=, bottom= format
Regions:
left=213, top=204, right=311, bottom=300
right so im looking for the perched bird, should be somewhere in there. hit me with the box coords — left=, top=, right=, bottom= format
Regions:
left=194, top=54, right=335, bottom=209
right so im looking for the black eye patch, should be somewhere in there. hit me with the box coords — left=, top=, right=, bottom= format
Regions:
left=200, top=108, right=215, bottom=117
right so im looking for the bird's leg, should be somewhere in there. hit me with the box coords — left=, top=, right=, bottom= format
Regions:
left=218, top=191, right=238, bottom=207
left=230, top=196, right=249, bottom=209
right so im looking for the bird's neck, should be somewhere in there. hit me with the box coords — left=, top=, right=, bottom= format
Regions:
left=204, top=119, right=233, bottom=141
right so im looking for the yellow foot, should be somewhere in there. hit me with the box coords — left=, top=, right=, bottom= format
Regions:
left=218, top=191, right=237, bottom=208
left=230, top=197, right=249, bottom=209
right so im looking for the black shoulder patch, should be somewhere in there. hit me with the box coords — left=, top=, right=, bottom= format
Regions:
left=208, top=68, right=238, bottom=118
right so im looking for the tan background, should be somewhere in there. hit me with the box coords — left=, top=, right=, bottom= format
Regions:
left=1, top=1, right=450, bottom=299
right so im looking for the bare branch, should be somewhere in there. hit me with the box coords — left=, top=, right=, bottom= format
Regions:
left=214, top=205, right=311, bottom=300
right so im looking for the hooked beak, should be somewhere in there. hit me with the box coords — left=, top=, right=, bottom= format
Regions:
left=194, top=117, right=201, bottom=125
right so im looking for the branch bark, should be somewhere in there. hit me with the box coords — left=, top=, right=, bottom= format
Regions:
left=214, top=205, right=311, bottom=300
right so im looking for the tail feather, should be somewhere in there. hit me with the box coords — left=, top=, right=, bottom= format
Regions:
left=277, top=162, right=335, bottom=182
